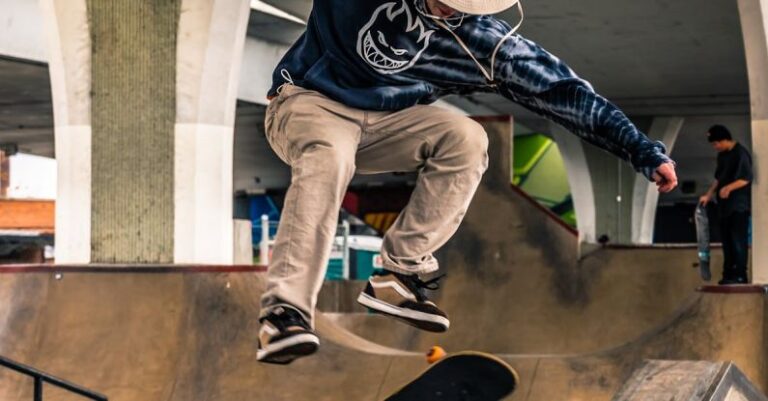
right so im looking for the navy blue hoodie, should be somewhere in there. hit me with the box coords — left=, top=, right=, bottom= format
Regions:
left=268, top=0, right=672, bottom=179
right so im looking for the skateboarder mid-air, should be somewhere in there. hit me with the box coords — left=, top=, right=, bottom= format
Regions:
left=257, top=0, right=678, bottom=364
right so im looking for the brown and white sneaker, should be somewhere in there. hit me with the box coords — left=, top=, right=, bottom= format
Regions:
left=257, top=306, right=319, bottom=365
left=356, top=270, right=449, bottom=332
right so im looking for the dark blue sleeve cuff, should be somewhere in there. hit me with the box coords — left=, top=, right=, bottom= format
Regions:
left=633, top=140, right=673, bottom=181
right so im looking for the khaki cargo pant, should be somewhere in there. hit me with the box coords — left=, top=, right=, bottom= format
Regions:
left=260, top=85, right=488, bottom=325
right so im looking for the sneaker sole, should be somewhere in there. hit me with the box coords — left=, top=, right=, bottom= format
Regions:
left=257, top=333, right=320, bottom=365
left=357, top=292, right=450, bottom=333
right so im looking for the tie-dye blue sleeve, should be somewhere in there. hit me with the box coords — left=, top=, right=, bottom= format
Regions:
left=494, top=36, right=672, bottom=181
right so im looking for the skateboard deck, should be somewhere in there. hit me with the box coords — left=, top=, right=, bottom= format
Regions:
left=385, top=351, right=518, bottom=401
left=694, top=203, right=712, bottom=281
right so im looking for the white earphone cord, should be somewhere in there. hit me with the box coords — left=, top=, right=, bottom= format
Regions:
left=432, top=1, right=524, bottom=84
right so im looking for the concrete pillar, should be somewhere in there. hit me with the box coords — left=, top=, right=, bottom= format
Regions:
left=631, top=117, right=684, bottom=244
left=552, top=117, right=680, bottom=246
left=238, top=38, right=290, bottom=105
left=41, top=0, right=92, bottom=263
left=174, top=0, right=250, bottom=264
left=41, top=0, right=250, bottom=264
left=0, top=150, right=8, bottom=198
left=738, top=0, right=768, bottom=283
left=550, top=124, right=596, bottom=244
left=233, top=219, right=253, bottom=265
left=89, top=0, right=179, bottom=262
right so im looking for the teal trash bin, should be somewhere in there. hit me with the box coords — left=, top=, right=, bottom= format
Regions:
left=325, top=235, right=383, bottom=281
left=326, top=258, right=345, bottom=280
left=348, top=236, right=383, bottom=280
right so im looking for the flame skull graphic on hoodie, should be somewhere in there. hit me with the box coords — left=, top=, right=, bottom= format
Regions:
left=356, top=1, right=436, bottom=74
left=268, top=0, right=672, bottom=179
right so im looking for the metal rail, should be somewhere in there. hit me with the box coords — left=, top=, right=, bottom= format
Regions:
left=0, top=355, right=108, bottom=401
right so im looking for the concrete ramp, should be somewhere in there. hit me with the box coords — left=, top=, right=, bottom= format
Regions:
left=613, top=361, right=768, bottom=401
left=334, top=118, right=725, bottom=356
left=0, top=269, right=432, bottom=401
left=0, top=121, right=766, bottom=400
left=0, top=269, right=767, bottom=401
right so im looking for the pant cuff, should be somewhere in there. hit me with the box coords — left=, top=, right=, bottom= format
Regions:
left=381, top=253, right=440, bottom=276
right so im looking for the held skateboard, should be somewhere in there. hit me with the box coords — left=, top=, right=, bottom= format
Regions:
left=694, top=203, right=712, bottom=281
left=386, top=348, right=518, bottom=401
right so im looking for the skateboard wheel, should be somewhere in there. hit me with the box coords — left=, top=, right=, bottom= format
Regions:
left=426, top=346, right=446, bottom=364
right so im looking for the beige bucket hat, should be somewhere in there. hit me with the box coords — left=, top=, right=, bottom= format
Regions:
left=437, top=0, right=519, bottom=15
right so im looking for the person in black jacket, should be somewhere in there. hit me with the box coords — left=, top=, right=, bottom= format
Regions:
left=699, top=125, right=753, bottom=285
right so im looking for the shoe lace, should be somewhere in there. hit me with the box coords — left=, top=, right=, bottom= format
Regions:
left=419, top=274, right=445, bottom=290
left=267, top=307, right=309, bottom=331
left=399, top=273, right=446, bottom=302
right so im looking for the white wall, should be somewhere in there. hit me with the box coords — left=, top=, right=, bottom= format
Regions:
left=0, top=0, right=47, bottom=62
left=7, top=153, right=56, bottom=199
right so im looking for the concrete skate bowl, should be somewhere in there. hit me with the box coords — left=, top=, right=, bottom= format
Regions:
left=324, top=286, right=768, bottom=400
left=325, top=245, right=719, bottom=355
left=500, top=286, right=768, bottom=400
left=0, top=119, right=753, bottom=401
left=0, top=267, right=428, bottom=401
left=0, top=267, right=765, bottom=401
left=322, top=118, right=723, bottom=355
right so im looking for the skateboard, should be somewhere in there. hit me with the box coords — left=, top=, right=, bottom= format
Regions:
left=385, top=348, right=518, bottom=401
left=694, top=203, right=712, bottom=281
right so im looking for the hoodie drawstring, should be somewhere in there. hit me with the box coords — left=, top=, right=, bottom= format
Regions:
left=276, top=68, right=295, bottom=95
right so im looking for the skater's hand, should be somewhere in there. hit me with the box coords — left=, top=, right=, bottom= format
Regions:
left=719, top=186, right=732, bottom=199
left=652, top=162, right=677, bottom=193
left=699, top=194, right=712, bottom=206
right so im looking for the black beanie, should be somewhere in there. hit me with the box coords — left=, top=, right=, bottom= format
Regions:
left=707, top=125, right=732, bottom=142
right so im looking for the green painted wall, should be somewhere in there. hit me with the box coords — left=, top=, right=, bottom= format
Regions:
left=88, top=0, right=180, bottom=262
left=513, top=134, right=576, bottom=227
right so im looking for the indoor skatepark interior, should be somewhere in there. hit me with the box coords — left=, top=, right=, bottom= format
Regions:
left=1, top=123, right=767, bottom=400
left=3, top=0, right=768, bottom=400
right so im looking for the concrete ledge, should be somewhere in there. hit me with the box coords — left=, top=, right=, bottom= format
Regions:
left=0, top=264, right=266, bottom=273
left=698, top=285, right=768, bottom=294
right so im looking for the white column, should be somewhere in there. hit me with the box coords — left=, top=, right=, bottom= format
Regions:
left=738, top=0, right=768, bottom=283
left=43, top=0, right=251, bottom=264
left=237, top=38, right=290, bottom=105
left=174, top=0, right=251, bottom=264
left=550, top=123, right=596, bottom=244
left=630, top=117, right=683, bottom=244
left=40, top=0, right=92, bottom=263
left=233, top=219, right=253, bottom=264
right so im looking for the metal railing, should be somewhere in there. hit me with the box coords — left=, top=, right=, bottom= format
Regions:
left=0, top=355, right=108, bottom=401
